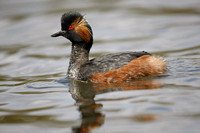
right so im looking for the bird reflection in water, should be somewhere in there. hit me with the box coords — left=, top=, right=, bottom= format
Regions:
left=67, top=78, right=164, bottom=133
left=69, top=79, right=104, bottom=133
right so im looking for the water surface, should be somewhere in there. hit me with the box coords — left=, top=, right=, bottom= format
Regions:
left=0, top=0, right=200, bottom=133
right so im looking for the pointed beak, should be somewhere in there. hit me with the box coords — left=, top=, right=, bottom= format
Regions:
left=51, top=31, right=66, bottom=37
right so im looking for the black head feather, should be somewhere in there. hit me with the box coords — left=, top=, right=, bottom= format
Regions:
left=61, top=11, right=83, bottom=31
left=51, top=11, right=93, bottom=51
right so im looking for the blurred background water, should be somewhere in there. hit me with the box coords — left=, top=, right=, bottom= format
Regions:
left=0, top=0, right=200, bottom=133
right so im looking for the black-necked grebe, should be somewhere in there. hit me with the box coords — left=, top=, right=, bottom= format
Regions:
left=51, top=11, right=166, bottom=83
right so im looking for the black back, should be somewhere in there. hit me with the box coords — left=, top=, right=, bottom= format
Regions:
left=78, top=51, right=151, bottom=80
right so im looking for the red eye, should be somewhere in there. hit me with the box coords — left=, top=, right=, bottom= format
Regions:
left=68, top=26, right=73, bottom=30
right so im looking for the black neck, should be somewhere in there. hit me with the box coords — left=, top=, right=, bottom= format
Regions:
left=67, top=43, right=90, bottom=78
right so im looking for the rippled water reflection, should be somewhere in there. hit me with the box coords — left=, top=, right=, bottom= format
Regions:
left=0, top=0, right=200, bottom=133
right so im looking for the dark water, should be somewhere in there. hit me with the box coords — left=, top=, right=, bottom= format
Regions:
left=0, top=0, right=200, bottom=133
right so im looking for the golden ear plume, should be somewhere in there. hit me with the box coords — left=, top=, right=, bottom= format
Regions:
left=71, top=17, right=92, bottom=43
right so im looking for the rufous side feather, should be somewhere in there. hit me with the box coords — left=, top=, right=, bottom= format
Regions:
left=89, top=55, right=166, bottom=83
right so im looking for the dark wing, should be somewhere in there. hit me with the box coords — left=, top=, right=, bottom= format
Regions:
left=78, top=51, right=151, bottom=80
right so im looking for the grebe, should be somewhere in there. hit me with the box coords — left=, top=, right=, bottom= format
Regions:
left=51, top=11, right=166, bottom=83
